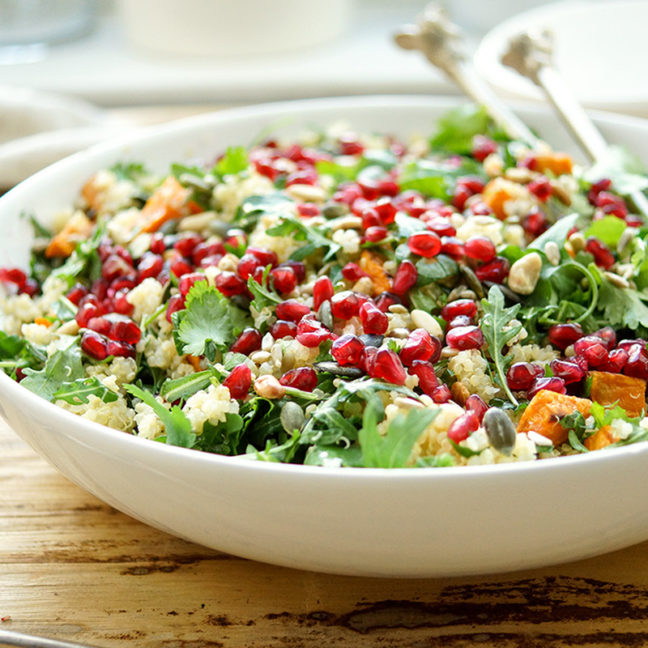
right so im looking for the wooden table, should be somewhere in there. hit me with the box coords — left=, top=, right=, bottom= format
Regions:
left=2, top=420, right=648, bottom=648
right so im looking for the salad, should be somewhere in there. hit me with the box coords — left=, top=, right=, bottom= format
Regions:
left=1, top=104, right=648, bottom=468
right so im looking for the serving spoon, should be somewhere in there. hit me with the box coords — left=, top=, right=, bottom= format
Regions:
left=0, top=629, right=100, bottom=648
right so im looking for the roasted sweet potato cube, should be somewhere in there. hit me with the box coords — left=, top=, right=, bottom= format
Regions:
left=589, top=371, right=646, bottom=418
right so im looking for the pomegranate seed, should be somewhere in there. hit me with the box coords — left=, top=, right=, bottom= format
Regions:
left=149, top=233, right=166, bottom=254
left=0, top=267, right=27, bottom=286
left=618, top=339, right=647, bottom=353
left=522, top=208, right=548, bottom=237
left=457, top=176, right=485, bottom=194
left=297, top=202, right=320, bottom=217
left=548, top=323, right=583, bottom=350
left=170, top=256, right=193, bottom=278
left=330, top=291, right=361, bottom=320
left=595, top=191, right=628, bottom=219
left=102, top=254, right=133, bottom=282
left=528, top=376, right=566, bottom=399
left=178, top=272, right=207, bottom=297
left=313, top=276, right=334, bottom=311
left=215, top=272, right=247, bottom=297
left=81, top=330, right=108, bottom=360
left=426, top=217, right=456, bottom=238
left=224, top=228, right=247, bottom=250
left=600, top=348, right=628, bottom=373
left=279, top=367, right=318, bottom=392
left=97, top=240, right=113, bottom=262
left=447, top=314, right=472, bottom=329
left=113, top=288, right=133, bottom=315
left=441, top=299, right=477, bottom=321
left=237, top=254, right=263, bottom=280
left=19, top=278, right=39, bottom=297
left=361, top=208, right=382, bottom=229
left=407, top=231, right=442, bottom=258
left=87, top=316, right=111, bottom=336
left=624, top=344, right=648, bottom=379
left=550, top=359, right=585, bottom=385
left=572, top=355, right=589, bottom=372
left=431, top=384, right=452, bottom=403
left=113, top=246, right=133, bottom=266
left=192, top=241, right=225, bottom=265
left=280, top=260, right=306, bottom=283
left=76, top=302, right=102, bottom=328
left=374, top=199, right=398, bottom=225
left=588, top=178, right=612, bottom=202
left=471, top=135, right=498, bottom=162
left=365, top=226, right=389, bottom=243
left=106, top=340, right=136, bottom=358
left=446, top=325, right=484, bottom=350
left=392, top=260, right=418, bottom=296
left=447, top=411, right=480, bottom=443
left=368, top=348, right=406, bottom=385
left=223, top=364, right=252, bottom=399
left=296, top=316, right=330, bottom=347
left=331, top=334, right=365, bottom=366
left=409, top=360, right=439, bottom=396
left=595, top=326, right=616, bottom=350
left=91, top=278, right=109, bottom=301
left=339, top=135, right=364, bottom=156
left=465, top=394, right=488, bottom=422
left=165, top=294, right=185, bottom=322
left=251, top=265, right=268, bottom=287
left=341, top=262, right=368, bottom=282
left=470, top=201, right=493, bottom=217
left=452, top=185, right=472, bottom=211
left=270, top=267, right=298, bottom=295
left=334, top=183, right=363, bottom=206
left=374, top=292, right=401, bottom=312
left=475, top=257, right=509, bottom=283
left=276, top=299, right=310, bottom=322
left=270, top=320, right=297, bottom=339
left=359, top=301, right=388, bottom=335
left=573, top=335, right=608, bottom=367
left=200, top=255, right=224, bottom=270
left=378, top=179, right=399, bottom=197
left=527, top=177, right=553, bottom=202
left=464, top=236, right=496, bottom=262
left=400, top=329, right=442, bottom=366
left=586, top=237, right=615, bottom=269
left=230, top=328, right=262, bottom=355
left=506, top=362, right=544, bottom=390
left=137, top=253, right=164, bottom=282
left=174, top=233, right=203, bottom=258
left=441, top=236, right=465, bottom=259
left=109, top=317, right=141, bottom=345
left=247, top=246, right=277, bottom=267
left=66, top=284, right=88, bottom=305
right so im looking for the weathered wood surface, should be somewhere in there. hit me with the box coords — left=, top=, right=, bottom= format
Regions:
left=2, top=420, right=648, bottom=648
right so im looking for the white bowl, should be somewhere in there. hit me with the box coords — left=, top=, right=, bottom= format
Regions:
left=2, top=96, right=648, bottom=578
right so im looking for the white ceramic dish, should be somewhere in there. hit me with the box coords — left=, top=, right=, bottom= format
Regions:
left=475, top=0, right=648, bottom=115
left=2, top=96, right=648, bottom=578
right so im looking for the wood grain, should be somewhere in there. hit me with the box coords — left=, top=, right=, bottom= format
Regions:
left=2, top=420, right=648, bottom=648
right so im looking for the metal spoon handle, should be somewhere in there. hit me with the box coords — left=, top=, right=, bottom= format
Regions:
left=0, top=629, right=100, bottom=648
left=502, top=30, right=648, bottom=218
left=394, top=4, right=541, bottom=147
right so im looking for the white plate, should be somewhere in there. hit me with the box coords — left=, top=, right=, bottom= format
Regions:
left=475, top=0, right=648, bottom=115
left=2, top=96, right=648, bottom=578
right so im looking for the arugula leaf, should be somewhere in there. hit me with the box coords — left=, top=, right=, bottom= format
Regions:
left=21, top=344, right=84, bottom=402
left=214, top=146, right=249, bottom=177
left=303, top=444, right=364, bottom=467
left=160, top=370, right=214, bottom=402
left=528, top=212, right=580, bottom=251
left=234, top=193, right=294, bottom=230
left=480, top=286, right=522, bottom=406
left=398, top=160, right=453, bottom=200
left=196, top=413, right=245, bottom=454
left=597, top=278, right=648, bottom=330
left=248, top=269, right=281, bottom=311
left=110, top=161, right=149, bottom=183
left=124, top=383, right=195, bottom=448
left=266, top=217, right=341, bottom=262
left=416, top=255, right=459, bottom=285
left=359, top=404, right=438, bottom=468
left=51, top=220, right=105, bottom=286
left=430, top=104, right=491, bottom=154
left=53, top=376, right=118, bottom=406
left=174, top=280, right=247, bottom=361
left=585, top=216, right=627, bottom=248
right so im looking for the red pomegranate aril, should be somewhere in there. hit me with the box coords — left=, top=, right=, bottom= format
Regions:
left=276, top=299, right=310, bottom=322
left=106, top=340, right=135, bottom=358
left=312, top=276, right=334, bottom=312
left=149, top=233, right=166, bottom=254
left=475, top=256, right=510, bottom=283
left=109, top=318, right=141, bottom=345
left=446, top=325, right=484, bottom=350
left=0, top=267, right=27, bottom=286
left=169, top=257, right=193, bottom=278
left=465, top=394, right=488, bottom=422
left=224, top=228, right=247, bottom=250
left=506, top=362, right=544, bottom=390
left=596, top=191, right=628, bottom=219
left=372, top=292, right=399, bottom=312
left=165, top=294, right=186, bottom=322
left=113, top=246, right=132, bottom=266
left=339, top=135, right=364, bottom=156
left=331, top=334, right=365, bottom=366
left=618, top=339, right=647, bottom=353
left=528, top=177, right=553, bottom=202
left=66, top=284, right=88, bottom=305
left=595, top=326, right=616, bottom=350
left=178, top=272, right=207, bottom=297
left=76, top=302, right=101, bottom=328
left=447, top=411, right=480, bottom=444
left=623, top=344, right=648, bottom=379
left=247, top=246, right=278, bottom=267
left=407, top=231, right=442, bottom=258
left=91, top=278, right=109, bottom=301
left=280, top=260, right=306, bottom=283
left=137, top=253, right=164, bottom=281
left=471, top=135, right=498, bottom=162
left=223, top=364, right=252, bottom=400
left=215, top=272, right=247, bottom=298
left=425, top=217, right=456, bottom=238
left=586, top=237, right=615, bottom=269
left=522, top=208, right=548, bottom=237
left=400, top=329, right=441, bottom=366
left=101, top=254, right=133, bottom=282
left=550, top=359, right=585, bottom=385
left=365, top=226, right=389, bottom=243
left=548, top=322, right=584, bottom=350
left=173, top=233, right=203, bottom=258
left=452, top=185, right=472, bottom=211
left=457, top=176, right=485, bottom=194
left=441, top=298, right=477, bottom=321
left=81, top=330, right=109, bottom=360
left=270, top=267, right=298, bottom=295
left=192, top=241, right=225, bottom=265
left=573, top=335, right=608, bottom=367
left=19, top=278, right=38, bottom=297
left=392, top=260, right=418, bottom=296
left=341, top=262, right=368, bottom=282
left=297, top=202, right=320, bottom=218
left=409, top=360, right=439, bottom=396
left=588, top=178, right=612, bottom=202
left=361, top=208, right=382, bottom=229
left=378, top=179, right=399, bottom=197
left=270, top=320, right=297, bottom=339
left=230, top=328, right=262, bottom=355
left=112, top=288, right=133, bottom=315
left=431, top=384, right=452, bottom=403
left=87, top=316, right=111, bottom=336
left=374, top=198, right=397, bottom=225
left=470, top=201, right=493, bottom=217
left=368, top=348, right=406, bottom=385
left=296, top=317, right=330, bottom=347
left=527, top=376, right=567, bottom=399
left=236, top=254, right=263, bottom=282
left=359, top=301, right=388, bottom=335
left=330, top=291, right=361, bottom=320
left=600, top=348, right=629, bottom=373
left=441, top=236, right=465, bottom=259
left=464, top=236, right=496, bottom=262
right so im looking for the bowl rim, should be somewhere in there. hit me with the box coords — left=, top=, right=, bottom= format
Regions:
left=2, top=93, right=648, bottom=481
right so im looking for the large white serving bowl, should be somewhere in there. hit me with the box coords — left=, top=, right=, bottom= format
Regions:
left=2, top=96, right=648, bottom=578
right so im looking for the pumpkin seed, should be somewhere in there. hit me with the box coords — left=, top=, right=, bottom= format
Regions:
left=317, top=299, right=334, bottom=331
left=359, top=334, right=384, bottom=348
left=483, top=407, right=517, bottom=456
left=314, top=362, right=364, bottom=378
left=280, top=401, right=306, bottom=434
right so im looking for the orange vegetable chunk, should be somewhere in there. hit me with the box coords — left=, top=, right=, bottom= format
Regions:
left=534, top=152, right=573, bottom=176
left=517, top=390, right=592, bottom=446
left=359, top=250, right=392, bottom=295
left=482, top=181, right=513, bottom=220
left=589, top=371, right=646, bottom=418
left=45, top=212, right=93, bottom=258
left=584, top=425, right=615, bottom=451
left=139, top=176, right=190, bottom=233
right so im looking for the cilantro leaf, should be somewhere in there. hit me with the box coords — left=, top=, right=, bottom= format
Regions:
left=585, top=216, right=627, bottom=248
left=598, top=278, right=648, bottom=330
left=266, top=217, right=341, bottom=262
left=430, top=104, right=491, bottom=154
left=234, top=193, right=294, bottom=230
left=124, top=383, right=195, bottom=448
left=21, top=344, right=84, bottom=402
left=53, top=376, right=119, bottom=406
left=110, top=161, right=148, bottom=182
left=214, top=146, right=248, bottom=177
left=247, top=270, right=281, bottom=311
left=480, top=286, right=522, bottom=406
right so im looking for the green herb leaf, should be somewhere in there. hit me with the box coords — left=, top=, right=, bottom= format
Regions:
left=597, top=278, right=648, bottom=330
left=160, top=370, right=214, bottom=403
left=430, top=104, right=490, bottom=154
left=234, top=193, right=294, bottom=230
left=110, top=161, right=149, bottom=182
left=528, top=212, right=580, bottom=251
left=124, top=383, right=196, bottom=448
left=214, top=146, right=249, bottom=177
left=585, top=216, right=627, bottom=248
left=53, top=376, right=119, bottom=406
left=416, top=255, right=459, bottom=285
left=584, top=145, right=648, bottom=195
left=21, top=344, right=85, bottom=402
left=248, top=269, right=281, bottom=311
left=266, top=216, right=341, bottom=262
